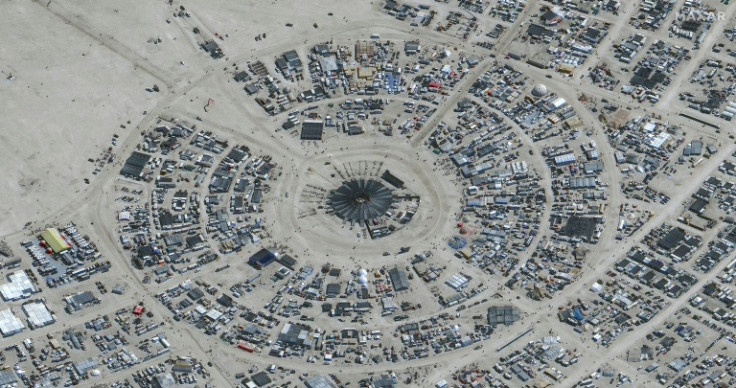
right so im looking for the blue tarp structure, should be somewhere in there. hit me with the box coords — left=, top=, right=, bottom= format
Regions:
left=448, top=236, right=467, bottom=250
left=572, top=308, right=584, bottom=322
left=249, top=248, right=277, bottom=269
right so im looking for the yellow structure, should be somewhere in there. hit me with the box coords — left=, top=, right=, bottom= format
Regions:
left=459, top=248, right=473, bottom=260
left=41, top=228, right=71, bottom=253
left=557, top=64, right=574, bottom=75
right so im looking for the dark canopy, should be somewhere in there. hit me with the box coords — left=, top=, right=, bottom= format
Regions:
left=328, top=179, right=393, bottom=222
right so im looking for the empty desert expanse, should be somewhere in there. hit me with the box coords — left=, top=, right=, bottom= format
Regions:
left=0, top=1, right=163, bottom=236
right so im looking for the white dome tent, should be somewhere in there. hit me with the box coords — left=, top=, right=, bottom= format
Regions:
left=531, top=83, right=548, bottom=97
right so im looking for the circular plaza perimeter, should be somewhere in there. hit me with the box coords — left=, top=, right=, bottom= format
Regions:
left=270, top=143, right=461, bottom=261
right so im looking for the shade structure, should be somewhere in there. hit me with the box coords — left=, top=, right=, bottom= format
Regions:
left=40, top=228, right=71, bottom=254
left=448, top=236, right=467, bottom=250
left=532, top=83, right=548, bottom=97
left=328, top=179, right=393, bottom=223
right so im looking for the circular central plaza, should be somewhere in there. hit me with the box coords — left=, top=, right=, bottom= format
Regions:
left=328, top=179, right=394, bottom=223
left=273, top=144, right=461, bottom=256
